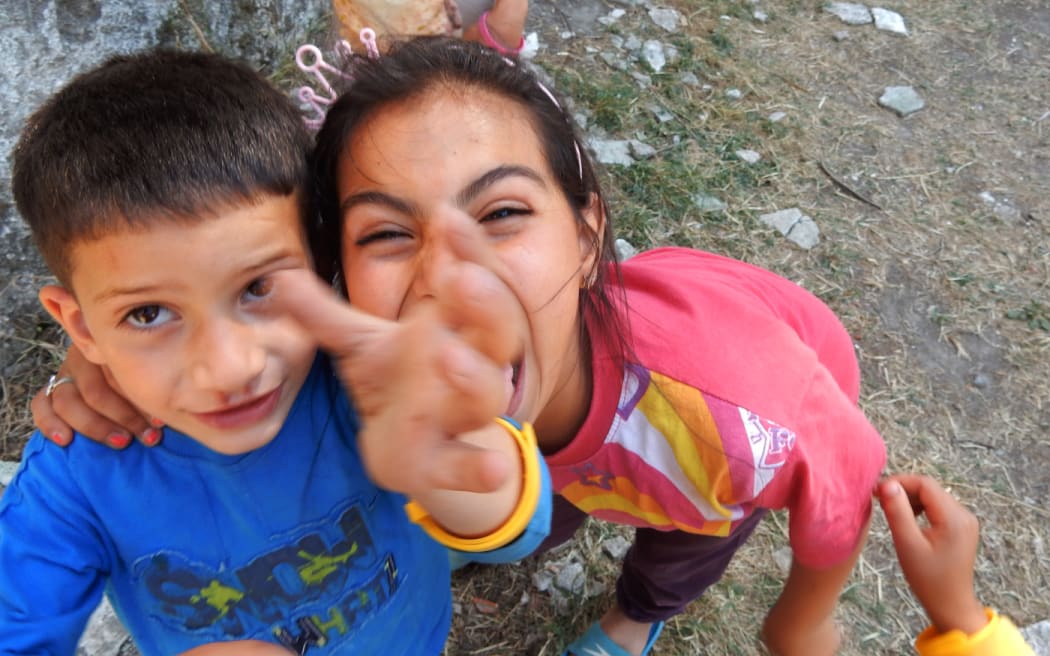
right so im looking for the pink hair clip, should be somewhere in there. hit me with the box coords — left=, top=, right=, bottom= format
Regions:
left=295, top=29, right=380, bottom=129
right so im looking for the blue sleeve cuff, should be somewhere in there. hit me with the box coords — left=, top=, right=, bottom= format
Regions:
left=453, top=447, right=551, bottom=564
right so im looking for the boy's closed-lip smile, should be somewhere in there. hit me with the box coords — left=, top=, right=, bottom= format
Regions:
left=193, top=384, right=284, bottom=430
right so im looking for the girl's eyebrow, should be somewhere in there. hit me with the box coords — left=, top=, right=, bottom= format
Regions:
left=456, top=165, right=547, bottom=206
left=340, top=165, right=547, bottom=216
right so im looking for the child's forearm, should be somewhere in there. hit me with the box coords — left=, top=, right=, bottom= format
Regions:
left=410, top=421, right=524, bottom=537
left=762, top=520, right=870, bottom=655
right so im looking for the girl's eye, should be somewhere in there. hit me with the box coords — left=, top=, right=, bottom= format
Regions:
left=124, top=305, right=172, bottom=329
left=244, top=276, right=274, bottom=300
left=355, top=228, right=409, bottom=247
left=481, top=206, right=529, bottom=223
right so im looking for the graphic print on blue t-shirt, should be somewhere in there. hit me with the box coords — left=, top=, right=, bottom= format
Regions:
left=136, top=499, right=399, bottom=644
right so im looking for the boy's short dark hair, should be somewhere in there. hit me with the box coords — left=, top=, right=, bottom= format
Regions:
left=11, top=48, right=312, bottom=286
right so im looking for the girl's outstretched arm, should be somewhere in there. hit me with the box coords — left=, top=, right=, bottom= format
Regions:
left=761, top=514, right=870, bottom=656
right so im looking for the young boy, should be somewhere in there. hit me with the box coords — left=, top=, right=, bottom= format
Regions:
left=1, top=48, right=549, bottom=655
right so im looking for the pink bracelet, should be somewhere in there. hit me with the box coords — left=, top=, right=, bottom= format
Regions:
left=478, top=10, right=525, bottom=56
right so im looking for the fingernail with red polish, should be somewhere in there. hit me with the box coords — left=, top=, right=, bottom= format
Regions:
left=50, top=432, right=71, bottom=447
left=142, top=428, right=161, bottom=447
left=107, top=433, right=132, bottom=448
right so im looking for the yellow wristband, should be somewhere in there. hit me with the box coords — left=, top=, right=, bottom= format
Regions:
left=404, top=417, right=540, bottom=552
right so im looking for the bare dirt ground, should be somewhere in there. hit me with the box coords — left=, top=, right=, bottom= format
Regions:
left=445, top=1, right=1050, bottom=654
left=1, top=1, right=1046, bottom=655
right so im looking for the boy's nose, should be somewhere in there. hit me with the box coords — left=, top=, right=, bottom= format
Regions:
left=188, top=319, right=266, bottom=395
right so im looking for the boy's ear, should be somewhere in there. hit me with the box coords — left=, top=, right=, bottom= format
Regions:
left=578, top=193, right=607, bottom=284
left=38, top=285, right=106, bottom=364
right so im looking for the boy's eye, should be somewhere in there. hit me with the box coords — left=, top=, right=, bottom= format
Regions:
left=244, top=277, right=274, bottom=300
left=124, top=305, right=171, bottom=328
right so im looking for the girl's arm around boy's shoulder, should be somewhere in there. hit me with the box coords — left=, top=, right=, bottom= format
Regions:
left=0, top=432, right=110, bottom=653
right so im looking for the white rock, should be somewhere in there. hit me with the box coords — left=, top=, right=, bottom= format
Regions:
left=598, top=8, right=627, bottom=25
left=694, top=193, right=727, bottom=212
left=872, top=7, right=908, bottom=35
left=824, top=2, right=873, bottom=25
left=642, top=39, right=667, bottom=72
left=0, top=460, right=18, bottom=487
left=772, top=546, right=793, bottom=575
left=520, top=32, right=540, bottom=59
left=1021, top=620, right=1050, bottom=656
left=532, top=568, right=555, bottom=592
left=768, top=110, right=787, bottom=122
left=614, top=239, right=638, bottom=262
left=554, top=561, right=587, bottom=595
left=735, top=149, right=762, bottom=164
left=77, top=598, right=131, bottom=656
left=648, top=104, right=675, bottom=123
left=759, top=208, right=821, bottom=249
left=629, top=140, right=657, bottom=159
left=879, top=85, right=925, bottom=116
left=648, top=6, right=683, bottom=32
left=632, top=72, right=653, bottom=88
left=726, top=88, right=743, bottom=100
left=679, top=71, right=701, bottom=86
left=753, top=10, right=769, bottom=23
left=589, top=139, right=635, bottom=166
left=602, top=535, right=632, bottom=560
left=833, top=29, right=851, bottom=41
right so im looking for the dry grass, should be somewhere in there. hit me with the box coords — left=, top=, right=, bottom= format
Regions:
left=446, top=0, right=1050, bottom=654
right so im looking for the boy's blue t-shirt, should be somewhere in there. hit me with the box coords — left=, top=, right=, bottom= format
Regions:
left=0, top=355, right=549, bottom=655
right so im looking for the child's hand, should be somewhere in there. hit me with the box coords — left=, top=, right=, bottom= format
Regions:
left=179, top=640, right=292, bottom=655
left=31, top=345, right=157, bottom=448
left=463, top=0, right=528, bottom=54
left=877, top=475, right=988, bottom=635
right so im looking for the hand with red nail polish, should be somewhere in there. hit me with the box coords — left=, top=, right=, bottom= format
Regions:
left=31, top=344, right=158, bottom=448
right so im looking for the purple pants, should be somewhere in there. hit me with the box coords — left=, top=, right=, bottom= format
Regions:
left=537, top=495, right=768, bottom=623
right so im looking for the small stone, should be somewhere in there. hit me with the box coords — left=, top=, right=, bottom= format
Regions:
left=629, top=140, right=657, bottom=159
left=589, top=139, right=635, bottom=166
left=753, top=10, right=769, bottom=23
left=532, top=568, right=554, bottom=592
left=726, top=88, right=743, bottom=100
left=0, top=460, right=18, bottom=487
left=768, top=110, right=787, bottom=122
left=833, top=29, right=851, bottom=41
left=648, top=7, right=683, bottom=32
left=1021, top=620, right=1050, bottom=656
left=521, top=32, right=540, bottom=59
left=78, top=598, right=132, bottom=656
left=648, top=104, right=675, bottom=123
left=615, top=239, right=638, bottom=262
left=772, top=546, right=793, bottom=575
left=973, top=373, right=990, bottom=389
left=624, top=35, right=643, bottom=52
left=735, top=149, right=762, bottom=164
left=598, top=8, right=627, bottom=25
left=872, top=7, right=908, bottom=35
left=759, top=208, right=820, bottom=249
left=602, top=535, right=632, bottom=560
left=878, top=86, right=925, bottom=116
left=555, top=561, right=587, bottom=595
left=600, top=52, right=629, bottom=71
left=694, top=193, right=727, bottom=212
left=631, top=72, right=653, bottom=88
left=642, top=40, right=667, bottom=72
left=824, top=2, right=873, bottom=25
left=679, top=71, right=701, bottom=86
